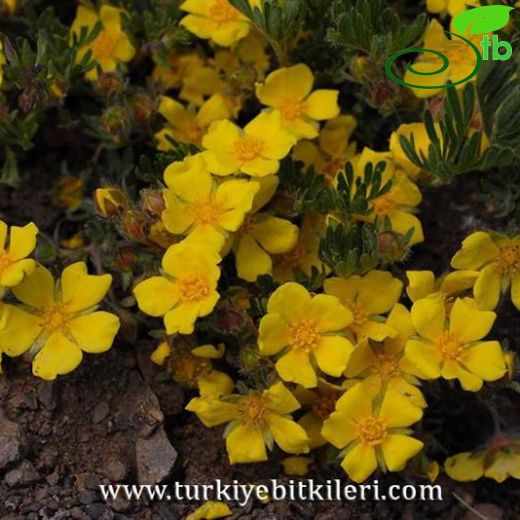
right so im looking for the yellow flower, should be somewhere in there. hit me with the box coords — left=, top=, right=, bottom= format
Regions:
left=403, top=19, right=483, bottom=98
left=405, top=296, right=506, bottom=391
left=256, top=64, right=340, bottom=139
left=390, top=122, right=439, bottom=178
left=258, top=282, right=354, bottom=388
left=161, top=154, right=260, bottom=250
left=272, top=214, right=328, bottom=282
left=406, top=269, right=479, bottom=303
left=202, top=111, right=296, bottom=177
left=187, top=501, right=232, bottom=520
left=0, top=221, right=38, bottom=294
left=294, top=378, right=344, bottom=449
left=352, top=148, right=424, bottom=245
left=0, top=263, right=119, bottom=380
left=426, top=0, right=479, bottom=17
left=281, top=456, right=313, bottom=476
left=71, top=5, right=135, bottom=81
left=134, top=240, right=221, bottom=335
left=445, top=437, right=520, bottom=483
left=345, top=304, right=427, bottom=408
left=324, top=270, right=403, bottom=342
left=155, top=94, right=231, bottom=150
left=186, top=381, right=309, bottom=463
left=180, top=0, right=253, bottom=48
left=451, top=231, right=520, bottom=310
left=152, top=50, right=204, bottom=91
left=293, top=115, right=357, bottom=182
left=234, top=176, right=298, bottom=281
left=322, top=383, right=424, bottom=483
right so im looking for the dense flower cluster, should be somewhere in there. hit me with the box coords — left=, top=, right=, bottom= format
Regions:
left=1, top=0, right=518, bottom=491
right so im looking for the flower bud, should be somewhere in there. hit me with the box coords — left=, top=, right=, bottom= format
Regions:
left=131, top=92, right=154, bottom=123
left=56, top=175, right=84, bottom=210
left=121, top=210, right=147, bottom=242
left=94, top=186, right=127, bottom=217
left=140, top=189, right=165, bottom=217
left=100, top=106, right=129, bottom=138
left=114, top=246, right=137, bottom=271
left=96, top=72, right=126, bottom=96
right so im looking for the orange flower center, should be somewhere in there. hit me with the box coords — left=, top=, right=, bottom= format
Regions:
left=311, top=393, right=338, bottom=421
left=237, top=395, right=267, bottom=427
left=437, top=331, right=465, bottom=362
left=0, top=251, right=13, bottom=275
left=278, top=96, right=305, bottom=121
left=170, top=350, right=211, bottom=387
left=357, top=417, right=387, bottom=446
left=177, top=274, right=210, bottom=302
left=344, top=299, right=368, bottom=327
left=375, top=352, right=401, bottom=380
left=39, top=303, right=70, bottom=332
left=91, top=31, right=120, bottom=60
left=497, top=243, right=520, bottom=275
left=276, top=244, right=307, bottom=268
left=371, top=193, right=396, bottom=215
left=184, top=120, right=204, bottom=144
left=233, top=135, right=264, bottom=163
left=209, top=0, right=240, bottom=24
left=290, top=318, right=319, bottom=352
left=194, top=196, right=223, bottom=225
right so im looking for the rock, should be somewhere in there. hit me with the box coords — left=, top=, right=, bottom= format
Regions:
left=135, top=427, right=177, bottom=484
left=79, top=490, right=98, bottom=505
left=5, top=460, right=40, bottom=487
left=92, top=402, right=110, bottom=424
left=37, top=381, right=56, bottom=410
left=86, top=503, right=110, bottom=519
left=0, top=412, right=27, bottom=470
left=101, top=456, right=128, bottom=482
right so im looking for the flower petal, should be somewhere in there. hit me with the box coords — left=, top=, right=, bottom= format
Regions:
left=11, top=264, right=54, bottom=308
left=265, top=413, right=309, bottom=454
left=411, top=295, right=445, bottom=340
left=381, top=434, right=423, bottom=472
left=265, top=382, right=301, bottom=414
left=449, top=297, right=495, bottom=342
left=8, top=222, right=38, bottom=260
left=321, top=410, right=358, bottom=449
left=134, top=276, right=179, bottom=317
left=32, top=332, right=83, bottom=381
left=378, top=388, right=423, bottom=428
left=462, top=341, right=506, bottom=382
left=474, top=263, right=502, bottom=310
left=60, top=263, right=112, bottom=313
left=305, top=90, right=339, bottom=120
left=68, top=311, right=120, bottom=353
left=0, top=304, right=41, bottom=357
left=341, top=442, right=378, bottom=483
left=357, top=271, right=403, bottom=315
left=276, top=348, right=317, bottom=388
left=226, top=423, right=267, bottom=464
left=451, top=231, right=498, bottom=270
left=258, top=313, right=291, bottom=355
left=313, top=336, right=354, bottom=377
left=405, top=339, right=442, bottom=379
